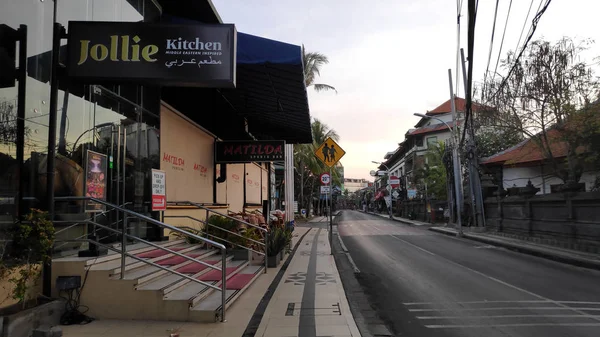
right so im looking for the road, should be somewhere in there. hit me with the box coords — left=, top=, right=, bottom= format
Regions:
left=335, top=210, right=600, bottom=337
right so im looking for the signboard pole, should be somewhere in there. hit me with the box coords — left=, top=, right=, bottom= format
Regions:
left=329, top=167, right=333, bottom=255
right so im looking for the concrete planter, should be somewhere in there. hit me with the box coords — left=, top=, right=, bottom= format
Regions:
left=279, top=250, right=284, bottom=261
left=0, top=297, right=63, bottom=337
left=267, top=254, right=280, bottom=268
left=232, top=248, right=251, bottom=261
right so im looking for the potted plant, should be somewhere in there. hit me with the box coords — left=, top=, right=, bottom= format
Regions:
left=266, top=228, right=285, bottom=267
left=1, top=209, right=64, bottom=337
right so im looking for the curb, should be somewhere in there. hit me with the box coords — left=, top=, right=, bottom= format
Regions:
left=429, top=227, right=600, bottom=272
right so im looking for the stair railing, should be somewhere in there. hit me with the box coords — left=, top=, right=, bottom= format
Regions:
left=53, top=196, right=228, bottom=322
left=166, top=201, right=269, bottom=273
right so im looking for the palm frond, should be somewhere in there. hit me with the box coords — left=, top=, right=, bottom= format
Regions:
left=313, top=84, right=337, bottom=93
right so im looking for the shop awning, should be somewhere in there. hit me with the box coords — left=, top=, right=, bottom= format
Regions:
left=161, top=15, right=312, bottom=144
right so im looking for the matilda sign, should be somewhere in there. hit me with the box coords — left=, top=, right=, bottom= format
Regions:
left=67, top=21, right=237, bottom=87
left=215, top=140, right=285, bottom=163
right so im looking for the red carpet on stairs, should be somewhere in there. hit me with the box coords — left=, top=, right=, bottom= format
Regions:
left=135, top=247, right=186, bottom=258
left=175, top=260, right=218, bottom=274
left=226, top=273, right=254, bottom=290
left=198, top=267, right=238, bottom=281
left=156, top=253, right=204, bottom=266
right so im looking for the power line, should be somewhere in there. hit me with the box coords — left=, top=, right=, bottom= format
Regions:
left=483, top=0, right=500, bottom=97
left=491, top=0, right=513, bottom=85
left=513, top=0, right=537, bottom=61
left=486, top=0, right=553, bottom=104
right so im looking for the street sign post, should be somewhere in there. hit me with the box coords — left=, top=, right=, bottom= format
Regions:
left=314, top=137, right=346, bottom=168
left=320, top=172, right=331, bottom=185
left=314, top=137, right=346, bottom=256
left=389, top=175, right=400, bottom=188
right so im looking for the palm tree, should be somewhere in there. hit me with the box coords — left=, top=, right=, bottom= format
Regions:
left=302, top=45, right=337, bottom=93
left=294, top=118, right=341, bottom=214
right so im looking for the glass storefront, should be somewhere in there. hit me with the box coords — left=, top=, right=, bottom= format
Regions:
left=0, top=0, right=163, bottom=243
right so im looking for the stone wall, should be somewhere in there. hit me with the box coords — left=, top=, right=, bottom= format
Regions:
left=484, top=191, right=600, bottom=252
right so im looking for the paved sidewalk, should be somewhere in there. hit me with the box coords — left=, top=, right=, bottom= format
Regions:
left=60, top=229, right=311, bottom=337
left=255, top=226, right=361, bottom=337
left=430, top=226, right=600, bottom=271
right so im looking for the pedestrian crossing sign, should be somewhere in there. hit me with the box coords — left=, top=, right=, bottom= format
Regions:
left=315, top=137, right=346, bottom=167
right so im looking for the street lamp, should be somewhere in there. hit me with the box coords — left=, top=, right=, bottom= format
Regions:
left=372, top=161, right=393, bottom=219
left=413, top=113, right=463, bottom=236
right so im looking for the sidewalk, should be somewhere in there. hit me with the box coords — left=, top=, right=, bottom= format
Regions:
left=59, top=226, right=360, bottom=337
left=254, top=226, right=360, bottom=337
left=430, top=226, right=600, bottom=271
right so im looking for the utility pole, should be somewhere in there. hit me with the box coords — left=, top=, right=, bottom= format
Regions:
left=448, top=69, right=463, bottom=236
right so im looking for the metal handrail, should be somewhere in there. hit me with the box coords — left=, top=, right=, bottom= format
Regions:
left=54, top=238, right=222, bottom=291
left=165, top=215, right=265, bottom=247
left=204, top=233, right=265, bottom=256
left=168, top=201, right=268, bottom=233
left=54, top=196, right=227, bottom=322
left=165, top=216, right=266, bottom=256
left=55, top=197, right=225, bottom=249
left=166, top=201, right=268, bottom=273
left=83, top=220, right=222, bottom=272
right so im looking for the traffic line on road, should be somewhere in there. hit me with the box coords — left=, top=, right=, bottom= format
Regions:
left=416, top=314, right=600, bottom=320
left=408, top=307, right=600, bottom=312
left=403, top=300, right=600, bottom=306
left=389, top=235, right=436, bottom=256
left=423, top=323, right=600, bottom=329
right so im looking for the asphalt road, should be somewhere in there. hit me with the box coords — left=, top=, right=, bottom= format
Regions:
left=335, top=210, right=600, bottom=337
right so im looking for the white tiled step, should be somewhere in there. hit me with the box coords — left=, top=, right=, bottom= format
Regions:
left=164, top=260, right=248, bottom=302
left=136, top=255, right=231, bottom=291
left=109, top=248, right=213, bottom=281
left=190, top=265, right=264, bottom=320
left=110, top=244, right=207, bottom=275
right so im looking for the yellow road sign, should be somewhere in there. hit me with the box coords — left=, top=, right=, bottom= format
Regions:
left=315, top=137, right=346, bottom=167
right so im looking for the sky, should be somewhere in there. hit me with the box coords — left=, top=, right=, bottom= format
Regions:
left=211, top=0, right=600, bottom=180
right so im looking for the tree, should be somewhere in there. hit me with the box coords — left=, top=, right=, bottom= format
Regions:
left=294, top=118, right=341, bottom=213
left=302, top=45, right=337, bottom=93
left=482, top=38, right=600, bottom=184
left=414, top=142, right=447, bottom=200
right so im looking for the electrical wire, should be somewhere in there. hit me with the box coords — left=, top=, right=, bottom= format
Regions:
left=483, top=0, right=500, bottom=93
left=59, top=260, right=95, bottom=325
left=487, top=0, right=553, bottom=103
left=491, top=0, right=513, bottom=89
left=512, top=0, right=537, bottom=63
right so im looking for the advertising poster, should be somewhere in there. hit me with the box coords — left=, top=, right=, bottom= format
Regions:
left=85, top=150, right=108, bottom=212
left=151, top=169, right=167, bottom=211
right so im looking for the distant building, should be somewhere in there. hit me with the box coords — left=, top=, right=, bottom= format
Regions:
left=344, top=178, right=371, bottom=193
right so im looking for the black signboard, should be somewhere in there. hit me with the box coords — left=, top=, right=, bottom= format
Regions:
left=67, top=21, right=236, bottom=87
left=215, top=140, right=285, bottom=163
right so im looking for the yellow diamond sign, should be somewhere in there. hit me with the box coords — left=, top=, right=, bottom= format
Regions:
left=315, top=137, right=346, bottom=167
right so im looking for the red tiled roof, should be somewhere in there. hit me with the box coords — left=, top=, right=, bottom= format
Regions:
left=408, top=120, right=461, bottom=136
left=481, top=128, right=583, bottom=166
left=427, top=97, right=483, bottom=115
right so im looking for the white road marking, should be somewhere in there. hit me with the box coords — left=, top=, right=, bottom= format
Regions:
left=409, top=307, right=600, bottom=312
left=389, top=235, right=436, bottom=256
left=417, top=314, right=600, bottom=320
left=387, top=235, right=600, bottom=323
left=403, top=300, right=600, bottom=306
left=424, top=323, right=600, bottom=329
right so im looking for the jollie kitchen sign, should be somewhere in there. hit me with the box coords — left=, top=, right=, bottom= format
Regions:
left=215, top=140, right=285, bottom=163
left=67, top=21, right=237, bottom=87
